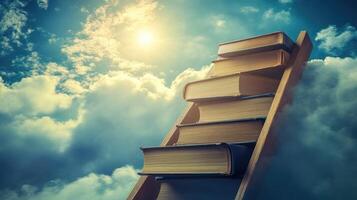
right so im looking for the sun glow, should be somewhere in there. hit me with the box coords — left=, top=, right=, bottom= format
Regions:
left=137, top=30, right=154, bottom=46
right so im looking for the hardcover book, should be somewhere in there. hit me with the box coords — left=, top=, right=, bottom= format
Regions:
left=217, top=31, right=294, bottom=57
left=183, top=73, right=279, bottom=101
left=140, top=143, right=254, bottom=176
left=197, top=94, right=274, bottom=122
left=176, top=119, right=264, bottom=145
left=210, top=49, right=290, bottom=77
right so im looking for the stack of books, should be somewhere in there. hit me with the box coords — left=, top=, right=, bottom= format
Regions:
left=136, top=32, right=296, bottom=199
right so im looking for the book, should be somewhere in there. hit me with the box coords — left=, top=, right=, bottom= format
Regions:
left=156, top=177, right=241, bottom=200
left=217, top=32, right=294, bottom=57
left=176, top=118, right=264, bottom=145
left=183, top=73, right=279, bottom=102
left=210, top=49, right=290, bottom=78
left=197, top=94, right=274, bottom=122
left=140, top=143, right=254, bottom=176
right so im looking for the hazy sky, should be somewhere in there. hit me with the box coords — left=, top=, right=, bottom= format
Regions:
left=0, top=0, right=357, bottom=199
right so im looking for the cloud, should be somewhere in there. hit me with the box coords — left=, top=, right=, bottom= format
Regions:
left=0, top=0, right=29, bottom=55
left=0, top=62, right=208, bottom=192
left=0, top=1, right=27, bottom=39
left=48, top=34, right=57, bottom=44
left=0, top=165, right=139, bottom=200
left=88, top=65, right=209, bottom=101
left=45, top=62, right=70, bottom=76
left=66, top=66, right=209, bottom=172
left=315, top=25, right=357, bottom=54
left=215, top=19, right=226, bottom=28
left=11, top=51, right=43, bottom=74
left=37, top=0, right=49, bottom=10
left=245, top=56, right=357, bottom=199
left=278, top=0, right=293, bottom=4
left=240, top=6, right=259, bottom=14
left=62, top=0, right=159, bottom=74
left=263, top=8, right=291, bottom=24
left=80, top=7, right=89, bottom=14
left=209, top=15, right=229, bottom=32
left=0, top=74, right=80, bottom=152
left=0, top=75, right=72, bottom=115
left=12, top=114, right=83, bottom=152
left=62, top=79, right=87, bottom=95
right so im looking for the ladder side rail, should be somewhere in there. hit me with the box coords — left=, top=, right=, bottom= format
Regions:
left=235, top=31, right=313, bottom=200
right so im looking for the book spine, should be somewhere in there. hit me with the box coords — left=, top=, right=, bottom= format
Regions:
left=228, top=143, right=255, bottom=176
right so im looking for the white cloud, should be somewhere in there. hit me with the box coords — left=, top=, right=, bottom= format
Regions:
left=263, top=8, right=291, bottom=24
left=45, top=62, right=70, bottom=76
left=315, top=25, right=357, bottom=54
left=0, top=74, right=82, bottom=151
left=279, top=0, right=293, bottom=4
left=215, top=19, right=226, bottom=27
left=90, top=65, right=210, bottom=101
left=62, top=79, right=86, bottom=94
left=0, top=2, right=27, bottom=39
left=37, top=0, right=49, bottom=10
left=0, top=165, right=139, bottom=200
left=240, top=6, right=259, bottom=14
left=0, top=0, right=29, bottom=55
left=56, top=64, right=210, bottom=175
left=111, top=59, right=155, bottom=73
left=210, top=15, right=229, bottom=32
left=60, top=0, right=212, bottom=101
left=62, top=0, right=159, bottom=74
left=11, top=51, right=43, bottom=74
left=0, top=75, right=72, bottom=115
left=26, top=42, right=34, bottom=51
left=250, top=56, right=357, bottom=199
left=80, top=7, right=89, bottom=14
left=0, top=62, right=208, bottom=154
left=60, top=0, right=211, bottom=99
left=12, top=114, right=83, bottom=152
left=48, top=34, right=57, bottom=44
left=0, top=36, right=13, bottom=55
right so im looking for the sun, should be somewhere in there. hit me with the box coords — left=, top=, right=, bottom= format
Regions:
left=137, top=30, right=154, bottom=46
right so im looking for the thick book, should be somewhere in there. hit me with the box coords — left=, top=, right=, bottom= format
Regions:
left=176, top=118, right=264, bottom=145
left=156, top=177, right=241, bottom=200
left=210, top=49, right=290, bottom=77
left=217, top=32, right=294, bottom=57
left=140, top=143, right=254, bottom=176
left=183, top=73, right=279, bottom=102
left=198, top=94, right=274, bottom=122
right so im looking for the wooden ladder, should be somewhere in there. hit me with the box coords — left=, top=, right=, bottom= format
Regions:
left=127, top=31, right=312, bottom=200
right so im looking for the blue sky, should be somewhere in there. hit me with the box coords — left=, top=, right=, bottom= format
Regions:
left=0, top=0, right=357, bottom=199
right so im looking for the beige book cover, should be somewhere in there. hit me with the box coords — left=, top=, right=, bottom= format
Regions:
left=177, top=119, right=264, bottom=145
left=198, top=94, right=273, bottom=122
left=140, top=143, right=253, bottom=176
left=183, top=73, right=279, bottom=101
left=217, top=31, right=294, bottom=57
left=210, top=49, right=290, bottom=77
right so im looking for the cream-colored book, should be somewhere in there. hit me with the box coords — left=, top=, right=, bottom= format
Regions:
left=217, top=32, right=294, bottom=57
left=156, top=177, right=241, bottom=200
left=210, top=49, right=290, bottom=77
left=140, top=143, right=253, bottom=176
left=176, top=119, right=264, bottom=145
left=198, top=94, right=274, bottom=122
left=183, top=73, right=279, bottom=102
